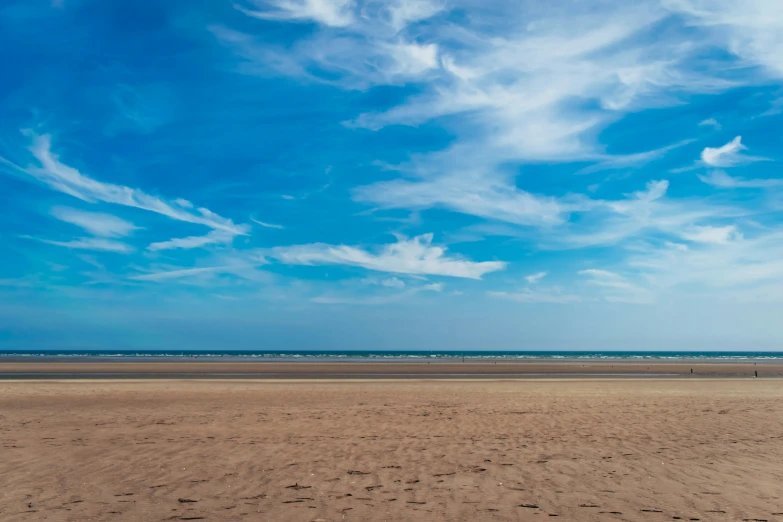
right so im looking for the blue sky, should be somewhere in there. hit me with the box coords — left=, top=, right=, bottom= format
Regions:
left=2, top=0, right=783, bottom=351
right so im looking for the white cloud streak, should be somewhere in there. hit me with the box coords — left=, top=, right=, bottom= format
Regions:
left=24, top=236, right=134, bottom=253
left=359, top=175, right=742, bottom=251
left=699, top=170, right=783, bottom=189
left=524, top=272, right=547, bottom=284
left=681, top=225, right=742, bottom=244
left=50, top=207, right=138, bottom=238
left=700, top=136, right=765, bottom=167
left=576, top=140, right=695, bottom=175
left=546, top=179, right=739, bottom=249
left=664, top=0, right=783, bottom=78
left=147, top=230, right=235, bottom=252
left=625, top=231, right=783, bottom=298
left=130, top=266, right=229, bottom=281
left=386, top=0, right=443, bottom=32
left=252, top=218, right=285, bottom=229
left=25, top=134, right=248, bottom=236
left=217, top=0, right=446, bottom=89
left=270, top=233, right=506, bottom=279
left=237, top=0, right=356, bottom=27
left=353, top=170, right=566, bottom=226
left=698, top=117, right=721, bottom=129
left=488, top=289, right=581, bottom=304
left=311, top=281, right=442, bottom=305
left=579, top=269, right=654, bottom=304
left=381, top=276, right=406, bottom=288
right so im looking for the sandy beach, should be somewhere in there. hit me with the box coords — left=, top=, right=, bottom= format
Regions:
left=1, top=377, right=782, bottom=521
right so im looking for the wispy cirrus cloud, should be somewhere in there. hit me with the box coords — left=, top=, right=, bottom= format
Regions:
left=624, top=230, right=783, bottom=299
left=385, top=0, right=444, bottom=32
left=488, top=288, right=582, bottom=304
left=129, top=266, right=230, bottom=281
left=294, top=1, right=749, bottom=240
left=147, top=230, right=235, bottom=252
left=19, top=133, right=248, bottom=236
left=681, top=225, right=742, bottom=244
left=579, top=269, right=654, bottom=304
left=576, top=139, right=695, bottom=175
left=358, top=275, right=407, bottom=289
left=236, top=0, right=356, bottom=28
left=270, top=233, right=506, bottom=279
left=215, top=0, right=769, bottom=259
left=311, top=281, right=443, bottom=305
left=359, top=174, right=742, bottom=251
left=353, top=170, right=566, bottom=227
left=50, top=207, right=138, bottom=238
left=546, top=180, right=738, bottom=249
left=24, top=236, right=134, bottom=253
left=700, top=136, right=766, bottom=167
left=664, top=0, right=783, bottom=78
left=380, top=276, right=405, bottom=288
left=214, top=0, right=445, bottom=89
left=340, top=2, right=738, bottom=167
left=558, top=220, right=783, bottom=305
left=698, top=118, right=721, bottom=130
left=525, top=272, right=547, bottom=284
left=251, top=218, right=285, bottom=230
left=699, top=170, right=783, bottom=189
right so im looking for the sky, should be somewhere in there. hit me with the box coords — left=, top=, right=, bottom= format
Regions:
left=2, top=0, right=783, bottom=352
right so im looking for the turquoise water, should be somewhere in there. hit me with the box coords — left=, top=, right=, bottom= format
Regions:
left=1, top=350, right=782, bottom=360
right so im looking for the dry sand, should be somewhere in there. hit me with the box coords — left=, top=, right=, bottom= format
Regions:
left=1, top=379, right=782, bottom=521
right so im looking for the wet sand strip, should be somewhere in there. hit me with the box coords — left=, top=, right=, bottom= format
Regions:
left=0, top=360, right=779, bottom=379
